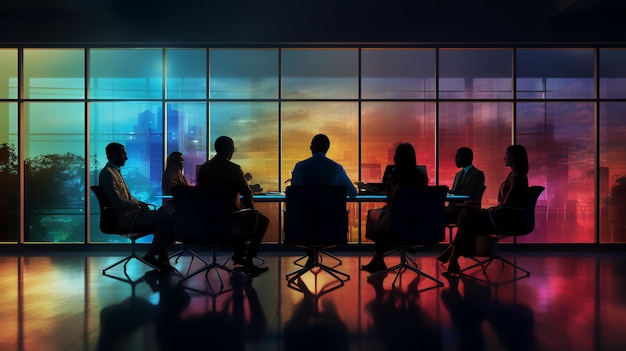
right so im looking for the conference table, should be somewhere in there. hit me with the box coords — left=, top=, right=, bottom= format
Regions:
left=251, top=192, right=468, bottom=203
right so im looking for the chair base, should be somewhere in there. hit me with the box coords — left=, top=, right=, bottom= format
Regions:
left=102, top=238, right=161, bottom=283
left=178, top=247, right=249, bottom=292
left=293, top=249, right=342, bottom=268
left=286, top=248, right=349, bottom=287
left=367, top=248, right=444, bottom=288
left=169, top=246, right=210, bottom=276
left=460, top=256, right=530, bottom=285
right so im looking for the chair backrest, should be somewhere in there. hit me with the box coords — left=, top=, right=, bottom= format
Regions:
left=283, top=185, right=348, bottom=247
left=389, top=185, right=449, bottom=245
left=171, top=186, right=234, bottom=245
left=90, top=185, right=127, bottom=234
left=515, top=185, right=545, bottom=236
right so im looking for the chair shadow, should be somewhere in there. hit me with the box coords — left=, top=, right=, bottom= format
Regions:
left=283, top=276, right=350, bottom=351
left=440, top=274, right=537, bottom=351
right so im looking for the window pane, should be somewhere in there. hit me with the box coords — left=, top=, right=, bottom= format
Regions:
left=600, top=49, right=626, bottom=99
left=0, top=103, right=18, bottom=241
left=281, top=102, right=359, bottom=241
left=24, top=49, right=85, bottom=99
left=24, top=102, right=85, bottom=242
left=439, top=102, right=513, bottom=208
left=517, top=102, right=595, bottom=243
left=600, top=103, right=626, bottom=243
left=90, top=102, right=163, bottom=243
left=282, top=49, right=358, bottom=99
left=516, top=49, right=595, bottom=99
left=361, top=49, right=435, bottom=99
left=439, top=49, right=512, bottom=99
left=90, top=49, right=163, bottom=99
left=209, top=102, right=279, bottom=241
left=361, top=102, right=436, bottom=183
left=166, top=103, right=207, bottom=186
left=210, top=49, right=278, bottom=99
left=0, top=49, right=17, bottom=99
left=166, top=49, right=206, bottom=99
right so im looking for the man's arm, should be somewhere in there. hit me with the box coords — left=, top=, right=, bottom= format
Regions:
left=236, top=166, right=255, bottom=208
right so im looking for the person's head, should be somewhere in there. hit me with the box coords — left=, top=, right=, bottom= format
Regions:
left=393, top=142, right=417, bottom=168
left=454, top=147, right=474, bottom=168
left=214, top=136, right=236, bottom=160
left=165, top=152, right=184, bottom=172
left=310, top=134, right=330, bottom=154
left=105, top=142, right=127, bottom=167
left=505, top=144, right=529, bottom=173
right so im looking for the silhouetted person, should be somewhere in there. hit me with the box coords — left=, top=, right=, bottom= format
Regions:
left=290, top=134, right=357, bottom=265
left=196, top=136, right=269, bottom=275
left=444, top=147, right=485, bottom=224
left=99, top=142, right=174, bottom=269
left=439, top=145, right=529, bottom=274
left=161, top=151, right=189, bottom=214
left=362, top=142, right=426, bottom=273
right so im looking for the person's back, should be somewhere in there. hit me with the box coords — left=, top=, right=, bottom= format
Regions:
left=197, top=154, right=253, bottom=209
left=290, top=134, right=357, bottom=197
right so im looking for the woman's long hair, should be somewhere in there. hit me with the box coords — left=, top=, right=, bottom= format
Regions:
left=507, top=144, right=529, bottom=174
left=164, top=152, right=189, bottom=186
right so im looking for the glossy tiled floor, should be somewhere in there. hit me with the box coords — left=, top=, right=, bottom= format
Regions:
left=1, top=247, right=626, bottom=351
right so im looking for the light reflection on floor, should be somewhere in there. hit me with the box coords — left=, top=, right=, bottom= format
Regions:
left=1, top=249, right=625, bottom=350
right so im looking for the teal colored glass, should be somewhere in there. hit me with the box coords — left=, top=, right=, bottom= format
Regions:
left=90, top=49, right=163, bottom=99
left=166, top=102, right=207, bottom=185
left=361, top=101, right=436, bottom=182
left=282, top=49, right=358, bottom=99
left=600, top=49, right=626, bottom=99
left=23, top=49, right=85, bottom=99
left=0, top=49, right=18, bottom=99
left=90, top=101, right=163, bottom=243
left=361, top=49, right=436, bottom=99
left=439, top=49, right=513, bottom=99
left=599, top=102, right=626, bottom=243
left=166, top=49, right=207, bottom=99
left=209, top=49, right=279, bottom=99
left=24, top=102, right=85, bottom=242
left=0, top=102, right=19, bottom=241
left=516, top=49, right=595, bottom=99
left=516, top=102, right=595, bottom=243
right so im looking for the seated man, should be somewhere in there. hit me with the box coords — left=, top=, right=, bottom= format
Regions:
left=196, top=136, right=269, bottom=275
left=290, top=134, right=357, bottom=265
left=99, top=142, right=174, bottom=269
left=444, top=147, right=485, bottom=224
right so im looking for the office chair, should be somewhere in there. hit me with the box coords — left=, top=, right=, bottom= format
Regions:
left=91, top=185, right=161, bottom=282
left=461, top=185, right=545, bottom=278
left=171, top=186, right=251, bottom=291
left=283, top=185, right=350, bottom=288
left=367, top=185, right=449, bottom=288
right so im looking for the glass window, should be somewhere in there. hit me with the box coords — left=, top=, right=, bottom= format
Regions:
left=0, top=49, right=17, bottom=99
left=282, top=49, right=358, bottom=99
left=209, top=102, right=280, bottom=241
left=439, top=102, right=513, bottom=207
left=166, top=102, right=207, bottom=186
left=516, top=102, right=595, bottom=243
left=439, top=49, right=513, bottom=99
left=361, top=102, right=436, bottom=183
left=361, top=49, right=436, bottom=99
left=0, top=103, right=18, bottom=242
left=24, top=49, right=85, bottom=99
left=516, top=49, right=595, bottom=99
left=90, top=102, right=163, bottom=243
left=281, top=102, right=359, bottom=241
left=166, top=49, right=207, bottom=99
left=24, top=102, right=85, bottom=242
left=90, top=49, right=163, bottom=99
left=599, top=103, right=626, bottom=243
left=210, top=49, right=278, bottom=99
left=600, top=49, right=626, bottom=99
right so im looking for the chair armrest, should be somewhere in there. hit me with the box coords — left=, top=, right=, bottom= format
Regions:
left=233, top=208, right=258, bottom=215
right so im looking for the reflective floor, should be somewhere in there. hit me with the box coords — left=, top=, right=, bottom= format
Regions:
left=1, top=247, right=626, bottom=351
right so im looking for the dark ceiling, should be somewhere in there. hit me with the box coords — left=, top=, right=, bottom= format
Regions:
left=1, top=0, right=625, bottom=45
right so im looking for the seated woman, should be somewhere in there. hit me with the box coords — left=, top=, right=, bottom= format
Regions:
left=438, top=144, right=530, bottom=275
left=361, top=142, right=426, bottom=273
left=161, top=151, right=189, bottom=213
